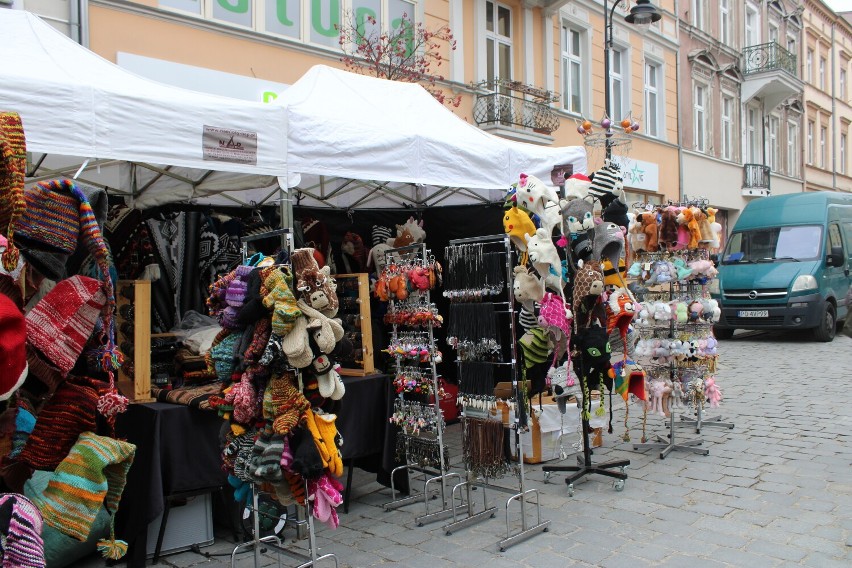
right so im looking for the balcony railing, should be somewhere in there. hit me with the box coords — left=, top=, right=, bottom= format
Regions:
left=472, top=79, right=560, bottom=135
left=742, top=42, right=797, bottom=77
left=742, top=163, right=771, bottom=197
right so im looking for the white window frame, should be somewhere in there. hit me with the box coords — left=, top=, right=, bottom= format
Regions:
left=842, top=133, right=848, bottom=175
left=807, top=49, right=814, bottom=84
left=720, top=0, right=731, bottom=46
left=820, top=57, right=826, bottom=91
left=787, top=120, right=799, bottom=177
left=745, top=105, right=759, bottom=163
left=807, top=120, right=814, bottom=165
left=745, top=3, right=760, bottom=47
left=609, top=44, right=628, bottom=121
left=787, top=34, right=797, bottom=61
left=484, top=0, right=513, bottom=86
left=692, top=0, right=706, bottom=31
left=561, top=22, right=588, bottom=116
left=721, top=94, right=734, bottom=161
left=644, top=59, right=663, bottom=138
left=820, top=125, right=827, bottom=168
left=694, top=82, right=708, bottom=152
left=769, top=23, right=778, bottom=46
left=841, top=68, right=847, bottom=102
left=768, top=115, right=780, bottom=172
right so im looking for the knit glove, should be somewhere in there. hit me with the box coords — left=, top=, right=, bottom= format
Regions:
left=268, top=373, right=310, bottom=436
left=231, top=370, right=258, bottom=425
left=309, top=473, right=343, bottom=529
left=252, top=433, right=285, bottom=482
left=289, top=425, right=324, bottom=480
left=303, top=411, right=343, bottom=477
left=263, top=269, right=301, bottom=337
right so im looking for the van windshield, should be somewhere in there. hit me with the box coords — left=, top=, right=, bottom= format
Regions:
left=722, top=225, right=823, bottom=264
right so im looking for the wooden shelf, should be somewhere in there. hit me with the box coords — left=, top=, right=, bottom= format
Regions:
left=335, top=273, right=375, bottom=377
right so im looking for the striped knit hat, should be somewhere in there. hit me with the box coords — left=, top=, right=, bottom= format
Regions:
left=587, top=160, right=624, bottom=208
left=31, top=432, right=135, bottom=559
left=25, top=276, right=106, bottom=377
left=371, top=225, right=393, bottom=248
left=0, top=493, right=45, bottom=568
left=0, top=112, right=27, bottom=274
left=16, top=375, right=101, bottom=471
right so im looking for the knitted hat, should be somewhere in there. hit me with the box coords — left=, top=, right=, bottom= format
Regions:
left=15, top=181, right=80, bottom=255
left=0, top=112, right=27, bottom=274
left=0, top=293, right=27, bottom=400
left=16, top=376, right=101, bottom=471
left=341, top=232, right=367, bottom=271
left=291, top=248, right=320, bottom=280
left=602, top=258, right=627, bottom=289
left=0, top=493, right=45, bottom=568
left=32, top=431, right=135, bottom=559
left=518, top=327, right=552, bottom=369
left=371, top=225, right=393, bottom=248
left=503, top=206, right=537, bottom=252
left=573, top=261, right=605, bottom=306
left=208, top=330, right=242, bottom=382
left=606, top=288, right=636, bottom=337
left=602, top=198, right=629, bottom=229
left=587, top=160, right=624, bottom=208
left=25, top=276, right=106, bottom=377
left=25, top=345, right=64, bottom=393
left=592, top=222, right=625, bottom=270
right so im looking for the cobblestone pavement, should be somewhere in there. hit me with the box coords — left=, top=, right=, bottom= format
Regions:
left=75, top=331, right=851, bottom=567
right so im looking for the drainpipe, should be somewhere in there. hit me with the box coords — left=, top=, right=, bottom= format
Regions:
left=831, top=19, right=837, bottom=190
left=69, top=0, right=89, bottom=47
left=675, top=0, right=684, bottom=201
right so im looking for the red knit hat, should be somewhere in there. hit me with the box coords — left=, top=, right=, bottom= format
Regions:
left=25, top=276, right=106, bottom=377
left=0, top=293, right=27, bottom=400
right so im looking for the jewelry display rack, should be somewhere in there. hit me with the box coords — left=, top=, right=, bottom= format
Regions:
left=440, top=234, right=550, bottom=551
left=630, top=249, right=732, bottom=460
left=381, top=243, right=460, bottom=526
left=230, top=228, right=338, bottom=568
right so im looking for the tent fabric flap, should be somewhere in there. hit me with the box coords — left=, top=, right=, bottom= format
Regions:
left=0, top=10, right=287, bottom=177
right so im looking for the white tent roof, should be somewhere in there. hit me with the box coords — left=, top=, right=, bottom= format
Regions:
left=0, top=10, right=287, bottom=206
left=277, top=65, right=586, bottom=209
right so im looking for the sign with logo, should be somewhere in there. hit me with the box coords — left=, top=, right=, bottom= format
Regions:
left=611, top=156, right=659, bottom=192
left=203, top=126, right=258, bottom=165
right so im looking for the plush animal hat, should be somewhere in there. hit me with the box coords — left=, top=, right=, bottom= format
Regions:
left=515, top=173, right=560, bottom=217
left=503, top=206, right=537, bottom=252
left=587, top=159, right=625, bottom=209
left=592, top=222, right=625, bottom=272
left=563, top=173, right=592, bottom=200
left=606, top=287, right=637, bottom=342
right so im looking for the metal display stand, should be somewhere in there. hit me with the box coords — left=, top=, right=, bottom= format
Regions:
left=674, top=405, right=735, bottom=434
left=230, top=485, right=338, bottom=568
left=440, top=235, right=549, bottom=551
left=381, top=243, right=460, bottom=526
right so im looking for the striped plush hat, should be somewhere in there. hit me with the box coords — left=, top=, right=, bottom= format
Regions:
left=0, top=493, right=45, bottom=568
left=587, top=159, right=624, bottom=209
left=32, top=432, right=135, bottom=560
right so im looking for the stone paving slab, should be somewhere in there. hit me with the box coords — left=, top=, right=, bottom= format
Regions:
left=71, top=332, right=851, bottom=567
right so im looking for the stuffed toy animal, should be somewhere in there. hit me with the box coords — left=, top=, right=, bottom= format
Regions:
left=298, top=299, right=345, bottom=355
left=706, top=207, right=723, bottom=249
left=676, top=207, right=701, bottom=249
left=503, top=206, right=537, bottom=251
left=515, top=173, right=560, bottom=219
left=704, top=376, right=722, bottom=408
left=563, top=173, right=592, bottom=201
left=687, top=259, right=718, bottom=282
left=647, top=380, right=667, bottom=417
left=627, top=213, right=646, bottom=253
left=658, top=207, right=680, bottom=250
left=525, top=228, right=563, bottom=291
left=694, top=208, right=715, bottom=246
left=398, top=217, right=426, bottom=244
left=645, top=260, right=674, bottom=286
left=640, top=212, right=660, bottom=252
left=671, top=257, right=693, bottom=281
left=587, top=159, right=626, bottom=209
left=653, top=301, right=672, bottom=323
left=512, top=265, right=545, bottom=310
left=688, top=300, right=703, bottom=323
left=673, top=301, right=688, bottom=324
left=704, top=336, right=718, bottom=356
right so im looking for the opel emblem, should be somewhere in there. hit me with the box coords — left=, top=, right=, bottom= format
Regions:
left=748, top=290, right=758, bottom=300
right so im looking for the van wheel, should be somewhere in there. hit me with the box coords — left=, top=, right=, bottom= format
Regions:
left=812, top=304, right=836, bottom=342
left=713, top=326, right=734, bottom=340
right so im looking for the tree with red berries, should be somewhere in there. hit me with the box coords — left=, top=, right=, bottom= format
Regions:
left=336, top=12, right=461, bottom=107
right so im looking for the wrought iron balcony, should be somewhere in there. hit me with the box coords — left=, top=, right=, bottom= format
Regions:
left=742, top=42, right=797, bottom=78
left=472, top=79, right=560, bottom=135
left=742, top=163, right=771, bottom=197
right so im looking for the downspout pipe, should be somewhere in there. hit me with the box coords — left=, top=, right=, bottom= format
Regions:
left=675, top=0, right=684, bottom=201
left=831, top=19, right=837, bottom=190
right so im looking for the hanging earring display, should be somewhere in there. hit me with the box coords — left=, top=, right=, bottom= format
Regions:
left=443, top=244, right=505, bottom=300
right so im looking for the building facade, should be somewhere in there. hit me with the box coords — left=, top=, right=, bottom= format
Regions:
left=802, top=0, right=852, bottom=194
left=678, top=0, right=805, bottom=232
left=6, top=0, right=682, bottom=203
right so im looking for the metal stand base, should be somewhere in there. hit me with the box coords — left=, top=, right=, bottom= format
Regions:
left=414, top=472, right=462, bottom=526
left=382, top=464, right=439, bottom=511
left=542, top=417, right=628, bottom=496
left=675, top=412, right=734, bottom=434
left=498, top=488, right=549, bottom=552
left=634, top=411, right=710, bottom=460
left=443, top=478, right=496, bottom=535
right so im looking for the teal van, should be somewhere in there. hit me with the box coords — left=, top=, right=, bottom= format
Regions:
left=711, top=191, right=852, bottom=342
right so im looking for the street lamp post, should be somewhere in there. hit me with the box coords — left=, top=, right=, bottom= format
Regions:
left=603, top=0, right=662, bottom=159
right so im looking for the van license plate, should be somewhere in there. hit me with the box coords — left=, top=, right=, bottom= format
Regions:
left=738, top=310, right=768, bottom=318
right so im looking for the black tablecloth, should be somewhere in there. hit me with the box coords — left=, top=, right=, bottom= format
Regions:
left=114, top=403, right=225, bottom=567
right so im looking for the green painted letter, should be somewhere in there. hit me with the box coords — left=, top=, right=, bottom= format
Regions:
left=217, top=0, right=249, bottom=13
left=275, top=0, right=294, bottom=26
left=312, top=0, right=340, bottom=37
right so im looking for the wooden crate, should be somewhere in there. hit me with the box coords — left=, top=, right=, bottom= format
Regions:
left=115, top=280, right=156, bottom=403
left=334, top=273, right=375, bottom=377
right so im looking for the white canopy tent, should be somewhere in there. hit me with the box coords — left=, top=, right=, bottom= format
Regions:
left=0, top=10, right=288, bottom=207
left=272, top=65, right=586, bottom=210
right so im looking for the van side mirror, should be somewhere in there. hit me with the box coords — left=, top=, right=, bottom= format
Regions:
left=826, top=246, right=844, bottom=267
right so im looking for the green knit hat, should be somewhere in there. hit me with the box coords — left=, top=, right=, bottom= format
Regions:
left=519, top=327, right=552, bottom=369
left=31, top=432, right=135, bottom=560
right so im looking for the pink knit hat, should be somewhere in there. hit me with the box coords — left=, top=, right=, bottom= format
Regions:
left=25, top=276, right=105, bottom=377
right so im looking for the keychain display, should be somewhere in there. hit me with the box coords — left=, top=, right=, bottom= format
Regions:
left=443, top=244, right=505, bottom=300
left=445, top=302, right=500, bottom=359
left=384, top=300, right=444, bottom=327
left=384, top=331, right=443, bottom=363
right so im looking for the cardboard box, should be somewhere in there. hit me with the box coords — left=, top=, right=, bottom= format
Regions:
left=493, top=395, right=608, bottom=464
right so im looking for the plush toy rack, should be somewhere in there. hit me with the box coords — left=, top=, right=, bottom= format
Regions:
left=440, top=234, right=550, bottom=552
left=228, top=228, right=339, bottom=568
left=381, top=243, right=460, bottom=526
left=630, top=246, right=733, bottom=460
